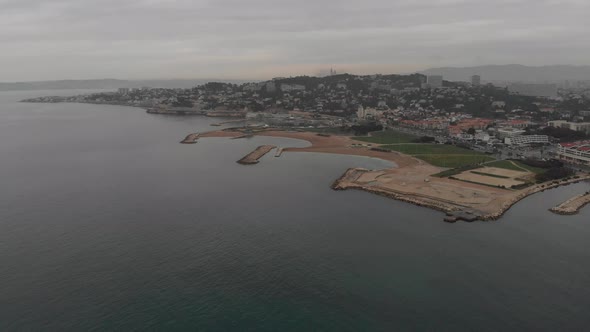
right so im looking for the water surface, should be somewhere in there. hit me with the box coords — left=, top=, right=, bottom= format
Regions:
left=1, top=90, right=589, bottom=331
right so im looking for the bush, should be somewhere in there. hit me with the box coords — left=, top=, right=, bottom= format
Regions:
left=412, top=136, right=436, bottom=143
left=536, top=167, right=574, bottom=182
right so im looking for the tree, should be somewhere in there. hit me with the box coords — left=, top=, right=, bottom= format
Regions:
left=467, top=127, right=476, bottom=135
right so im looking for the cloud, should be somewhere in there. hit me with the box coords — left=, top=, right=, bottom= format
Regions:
left=0, top=0, right=588, bottom=81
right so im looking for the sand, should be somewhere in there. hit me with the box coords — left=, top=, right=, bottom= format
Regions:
left=195, top=128, right=590, bottom=221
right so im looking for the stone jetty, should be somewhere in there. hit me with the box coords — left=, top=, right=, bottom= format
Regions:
left=180, top=133, right=199, bottom=144
left=550, top=192, right=590, bottom=215
left=237, top=145, right=276, bottom=165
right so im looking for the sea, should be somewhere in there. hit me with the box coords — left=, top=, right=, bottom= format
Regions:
left=1, top=90, right=590, bottom=331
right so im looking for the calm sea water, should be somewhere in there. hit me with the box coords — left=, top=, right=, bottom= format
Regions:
left=1, top=90, right=590, bottom=331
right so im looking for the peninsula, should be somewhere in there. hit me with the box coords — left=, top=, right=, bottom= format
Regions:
left=194, top=127, right=590, bottom=222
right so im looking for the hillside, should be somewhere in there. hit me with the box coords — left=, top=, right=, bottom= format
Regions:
left=421, top=64, right=590, bottom=83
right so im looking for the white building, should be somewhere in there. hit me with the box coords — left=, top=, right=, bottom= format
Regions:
left=280, top=84, right=306, bottom=92
left=471, top=75, right=481, bottom=86
left=357, top=106, right=379, bottom=120
left=548, top=120, right=590, bottom=134
left=118, top=88, right=130, bottom=95
left=496, top=127, right=526, bottom=139
left=426, top=75, right=443, bottom=88
left=505, top=135, right=549, bottom=145
left=491, top=101, right=506, bottom=108
left=557, top=141, right=590, bottom=165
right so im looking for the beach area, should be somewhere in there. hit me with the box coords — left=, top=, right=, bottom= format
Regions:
left=196, top=128, right=590, bottom=222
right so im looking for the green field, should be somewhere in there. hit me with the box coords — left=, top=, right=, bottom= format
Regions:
left=484, top=160, right=546, bottom=174
left=381, top=144, right=494, bottom=168
left=354, top=130, right=418, bottom=144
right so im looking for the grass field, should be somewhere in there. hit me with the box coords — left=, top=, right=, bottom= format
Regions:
left=417, top=154, right=495, bottom=168
left=381, top=144, right=495, bottom=168
left=354, top=130, right=418, bottom=144
left=484, top=160, right=545, bottom=174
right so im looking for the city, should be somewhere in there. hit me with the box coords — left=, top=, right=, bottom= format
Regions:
left=24, top=72, right=590, bottom=168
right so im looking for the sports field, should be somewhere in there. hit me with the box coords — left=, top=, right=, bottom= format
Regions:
left=381, top=144, right=495, bottom=168
left=354, top=130, right=418, bottom=144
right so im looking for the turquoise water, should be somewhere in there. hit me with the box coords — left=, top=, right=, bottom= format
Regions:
left=1, top=90, right=590, bottom=331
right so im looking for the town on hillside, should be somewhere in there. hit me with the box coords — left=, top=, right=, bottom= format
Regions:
left=23, top=73, right=590, bottom=168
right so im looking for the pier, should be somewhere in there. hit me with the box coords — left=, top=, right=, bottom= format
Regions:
left=275, top=148, right=284, bottom=157
left=237, top=145, right=276, bottom=165
left=550, top=192, right=590, bottom=215
left=180, top=133, right=199, bottom=144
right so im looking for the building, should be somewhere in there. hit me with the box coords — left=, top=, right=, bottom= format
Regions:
left=496, top=127, right=526, bottom=139
left=426, top=75, right=443, bottom=88
left=265, top=82, right=277, bottom=93
left=556, top=141, right=590, bottom=165
left=357, top=106, right=379, bottom=120
left=548, top=121, right=590, bottom=134
left=280, top=84, right=306, bottom=92
left=471, top=75, right=481, bottom=86
left=118, top=88, right=130, bottom=95
left=508, top=83, right=557, bottom=97
left=505, top=135, right=549, bottom=146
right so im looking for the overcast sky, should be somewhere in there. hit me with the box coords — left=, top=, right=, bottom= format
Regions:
left=1, top=0, right=588, bottom=81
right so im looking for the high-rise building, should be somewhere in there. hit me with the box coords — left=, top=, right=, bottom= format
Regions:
left=426, top=75, right=443, bottom=88
left=471, top=75, right=481, bottom=86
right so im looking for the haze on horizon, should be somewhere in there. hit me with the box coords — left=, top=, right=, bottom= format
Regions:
left=1, top=0, right=588, bottom=82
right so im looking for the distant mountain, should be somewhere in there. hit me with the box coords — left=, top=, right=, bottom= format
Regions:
left=0, top=79, right=251, bottom=91
left=420, top=65, right=590, bottom=83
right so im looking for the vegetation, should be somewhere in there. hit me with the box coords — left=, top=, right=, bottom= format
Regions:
left=470, top=171, right=510, bottom=179
left=536, top=167, right=575, bottom=182
left=484, top=160, right=546, bottom=174
left=412, top=136, right=436, bottom=143
left=433, top=165, right=480, bottom=178
left=380, top=144, right=494, bottom=167
left=533, top=126, right=589, bottom=142
left=417, top=155, right=495, bottom=168
left=354, top=130, right=418, bottom=144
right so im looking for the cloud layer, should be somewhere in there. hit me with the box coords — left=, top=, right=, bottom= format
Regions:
left=1, top=0, right=588, bottom=81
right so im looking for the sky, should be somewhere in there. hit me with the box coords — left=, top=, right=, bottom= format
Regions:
left=1, top=0, right=589, bottom=82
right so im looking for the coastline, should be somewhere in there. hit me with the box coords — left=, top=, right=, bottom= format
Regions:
left=197, top=127, right=590, bottom=222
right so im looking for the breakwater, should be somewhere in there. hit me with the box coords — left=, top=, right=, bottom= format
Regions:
left=180, top=133, right=199, bottom=144
left=479, top=176, right=590, bottom=221
left=550, top=192, right=590, bottom=215
left=237, top=145, right=276, bottom=165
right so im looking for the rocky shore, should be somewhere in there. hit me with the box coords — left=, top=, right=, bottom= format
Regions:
left=332, top=168, right=462, bottom=216
left=332, top=168, right=590, bottom=223
left=550, top=192, right=590, bottom=215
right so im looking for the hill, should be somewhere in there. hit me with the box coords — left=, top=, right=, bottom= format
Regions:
left=421, top=64, right=590, bottom=83
left=0, top=79, right=250, bottom=91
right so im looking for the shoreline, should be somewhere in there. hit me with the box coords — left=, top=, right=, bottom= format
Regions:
left=196, top=128, right=590, bottom=222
